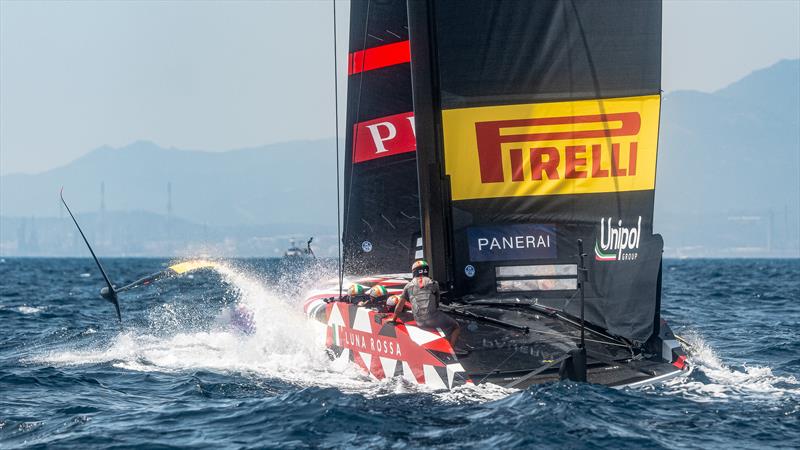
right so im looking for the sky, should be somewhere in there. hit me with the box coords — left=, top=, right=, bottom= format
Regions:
left=1, top=0, right=799, bottom=176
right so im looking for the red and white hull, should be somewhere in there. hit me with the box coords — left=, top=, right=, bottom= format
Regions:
left=303, top=275, right=688, bottom=390
left=303, top=275, right=468, bottom=390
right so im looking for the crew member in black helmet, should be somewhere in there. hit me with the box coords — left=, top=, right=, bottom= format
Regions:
left=391, top=260, right=461, bottom=346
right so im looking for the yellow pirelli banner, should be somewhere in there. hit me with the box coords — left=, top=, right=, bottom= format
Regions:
left=442, top=95, right=661, bottom=201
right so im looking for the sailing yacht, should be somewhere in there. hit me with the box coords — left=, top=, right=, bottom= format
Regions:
left=303, top=0, right=688, bottom=389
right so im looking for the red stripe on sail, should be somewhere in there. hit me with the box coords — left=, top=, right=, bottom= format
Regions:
left=348, top=40, right=410, bottom=75
left=353, top=111, right=416, bottom=163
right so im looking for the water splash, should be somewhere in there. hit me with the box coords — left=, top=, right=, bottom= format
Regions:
left=36, top=263, right=330, bottom=382
left=31, top=261, right=797, bottom=406
left=29, top=261, right=497, bottom=399
left=664, top=331, right=799, bottom=402
left=16, top=306, right=45, bottom=315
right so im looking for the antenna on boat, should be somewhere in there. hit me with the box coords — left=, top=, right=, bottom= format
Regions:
left=60, top=188, right=122, bottom=325
left=332, top=0, right=343, bottom=298
left=574, top=239, right=589, bottom=381
left=578, top=239, right=587, bottom=350
left=559, top=239, right=588, bottom=382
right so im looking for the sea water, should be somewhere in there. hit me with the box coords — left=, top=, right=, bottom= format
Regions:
left=0, top=258, right=797, bottom=449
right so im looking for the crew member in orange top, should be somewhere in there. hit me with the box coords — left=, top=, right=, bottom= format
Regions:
left=391, top=260, right=461, bottom=347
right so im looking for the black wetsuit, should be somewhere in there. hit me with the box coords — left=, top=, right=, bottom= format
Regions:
left=401, top=276, right=458, bottom=333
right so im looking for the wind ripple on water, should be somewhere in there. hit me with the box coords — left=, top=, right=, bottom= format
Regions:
left=0, top=258, right=798, bottom=448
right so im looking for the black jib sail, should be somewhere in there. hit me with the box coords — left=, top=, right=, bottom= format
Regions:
left=409, top=0, right=664, bottom=344
left=342, top=0, right=422, bottom=275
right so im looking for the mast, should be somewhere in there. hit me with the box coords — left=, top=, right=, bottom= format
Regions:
left=407, top=0, right=449, bottom=284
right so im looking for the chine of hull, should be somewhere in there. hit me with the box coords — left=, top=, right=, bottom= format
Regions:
left=303, top=275, right=688, bottom=391
left=473, top=355, right=685, bottom=389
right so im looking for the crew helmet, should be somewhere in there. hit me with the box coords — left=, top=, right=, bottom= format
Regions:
left=411, top=259, right=430, bottom=278
left=386, top=294, right=401, bottom=307
left=368, top=285, right=388, bottom=298
left=348, top=283, right=367, bottom=297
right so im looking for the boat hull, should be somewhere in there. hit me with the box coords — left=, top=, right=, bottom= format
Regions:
left=303, top=276, right=688, bottom=390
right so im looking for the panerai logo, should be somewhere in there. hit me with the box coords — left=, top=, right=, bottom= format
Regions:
left=595, top=216, right=642, bottom=262
left=468, top=224, right=557, bottom=262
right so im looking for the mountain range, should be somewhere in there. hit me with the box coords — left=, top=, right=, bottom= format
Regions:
left=1, top=139, right=339, bottom=226
left=1, top=59, right=798, bottom=257
left=656, top=59, right=798, bottom=256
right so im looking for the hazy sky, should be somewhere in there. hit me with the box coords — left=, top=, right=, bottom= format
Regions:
left=1, top=0, right=798, bottom=175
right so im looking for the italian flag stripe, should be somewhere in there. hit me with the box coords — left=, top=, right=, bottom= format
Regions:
left=594, top=241, right=616, bottom=261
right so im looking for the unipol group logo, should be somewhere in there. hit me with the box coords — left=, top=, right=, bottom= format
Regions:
left=594, top=216, right=642, bottom=262
left=441, top=95, right=660, bottom=200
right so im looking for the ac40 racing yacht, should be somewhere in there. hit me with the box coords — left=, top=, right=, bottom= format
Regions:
left=302, top=0, right=688, bottom=390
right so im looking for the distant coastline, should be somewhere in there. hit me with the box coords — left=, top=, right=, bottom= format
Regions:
left=2, top=60, right=798, bottom=258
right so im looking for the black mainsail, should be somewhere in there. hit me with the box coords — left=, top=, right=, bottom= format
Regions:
left=342, top=0, right=421, bottom=275
left=409, top=0, right=664, bottom=344
left=305, top=0, right=686, bottom=390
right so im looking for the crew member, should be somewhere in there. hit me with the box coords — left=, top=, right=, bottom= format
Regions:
left=358, top=285, right=391, bottom=312
left=392, top=260, right=461, bottom=346
left=344, top=283, right=369, bottom=304
left=385, top=295, right=402, bottom=314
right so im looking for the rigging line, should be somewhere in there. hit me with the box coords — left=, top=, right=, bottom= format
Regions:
left=569, top=0, right=624, bottom=219
left=332, top=0, right=343, bottom=296
left=561, top=2, right=579, bottom=218
left=561, top=284, right=581, bottom=312
left=504, top=354, right=570, bottom=389
left=475, top=348, right=519, bottom=385
left=466, top=301, right=631, bottom=348
left=523, top=328, right=629, bottom=348
left=543, top=313, right=633, bottom=349
left=344, top=0, right=372, bottom=239
left=461, top=309, right=626, bottom=347
left=343, top=0, right=372, bottom=268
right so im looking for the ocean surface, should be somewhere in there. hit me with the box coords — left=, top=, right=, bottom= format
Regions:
left=1, top=257, right=798, bottom=449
